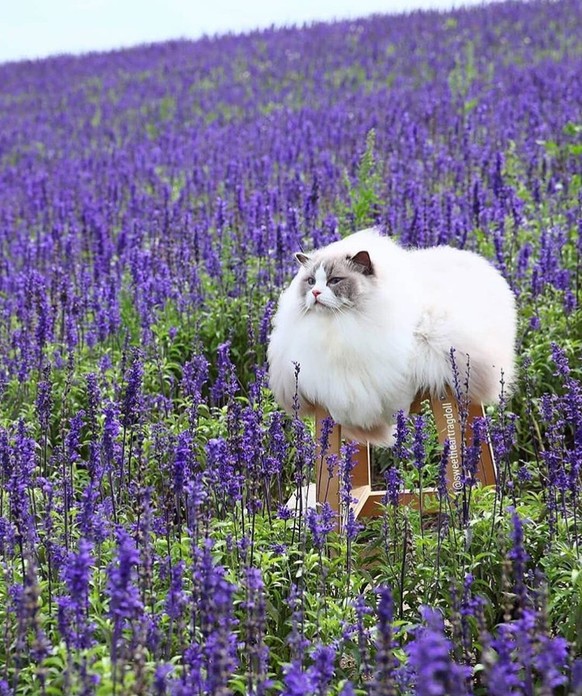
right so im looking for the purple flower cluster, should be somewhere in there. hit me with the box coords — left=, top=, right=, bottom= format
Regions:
left=535, top=343, right=582, bottom=539
left=405, top=606, right=472, bottom=695
left=57, top=539, right=95, bottom=650
left=0, top=0, right=580, bottom=691
left=0, top=2, right=580, bottom=379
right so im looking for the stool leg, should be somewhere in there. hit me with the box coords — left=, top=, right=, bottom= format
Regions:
left=351, top=442, right=371, bottom=488
left=430, top=391, right=464, bottom=493
left=314, top=407, right=341, bottom=516
left=430, top=389, right=497, bottom=493
left=467, top=401, right=497, bottom=486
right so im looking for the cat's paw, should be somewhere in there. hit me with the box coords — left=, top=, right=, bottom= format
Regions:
left=384, top=424, right=398, bottom=447
left=342, top=422, right=396, bottom=447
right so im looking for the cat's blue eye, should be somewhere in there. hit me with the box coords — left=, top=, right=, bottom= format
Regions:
left=328, top=277, right=344, bottom=285
left=306, top=277, right=315, bottom=286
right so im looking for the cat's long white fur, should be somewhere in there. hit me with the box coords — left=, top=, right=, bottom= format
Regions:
left=267, top=228, right=516, bottom=445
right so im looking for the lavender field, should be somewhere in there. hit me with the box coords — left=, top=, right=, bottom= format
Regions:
left=0, top=0, right=581, bottom=693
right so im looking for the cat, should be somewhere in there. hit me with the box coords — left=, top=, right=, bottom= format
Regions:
left=267, top=228, right=517, bottom=445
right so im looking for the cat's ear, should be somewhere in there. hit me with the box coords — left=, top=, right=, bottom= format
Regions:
left=295, top=253, right=311, bottom=266
left=350, top=251, right=374, bottom=275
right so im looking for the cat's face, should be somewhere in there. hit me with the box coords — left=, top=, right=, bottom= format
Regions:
left=294, top=250, right=374, bottom=313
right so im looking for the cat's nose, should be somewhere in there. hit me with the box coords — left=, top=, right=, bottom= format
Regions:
left=312, top=289, right=322, bottom=298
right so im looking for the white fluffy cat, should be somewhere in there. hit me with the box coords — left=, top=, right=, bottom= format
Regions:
left=267, top=228, right=516, bottom=445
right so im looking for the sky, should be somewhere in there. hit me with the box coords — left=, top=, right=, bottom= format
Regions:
left=2, top=0, right=494, bottom=65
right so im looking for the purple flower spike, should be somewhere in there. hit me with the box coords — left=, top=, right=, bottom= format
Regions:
left=306, top=502, right=336, bottom=550
left=370, top=585, right=398, bottom=696
left=57, top=539, right=95, bottom=650
left=405, top=606, right=471, bottom=696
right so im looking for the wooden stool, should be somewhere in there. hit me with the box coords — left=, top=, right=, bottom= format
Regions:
left=314, top=388, right=496, bottom=528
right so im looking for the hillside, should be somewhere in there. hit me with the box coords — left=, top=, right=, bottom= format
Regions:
left=0, top=1, right=581, bottom=693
